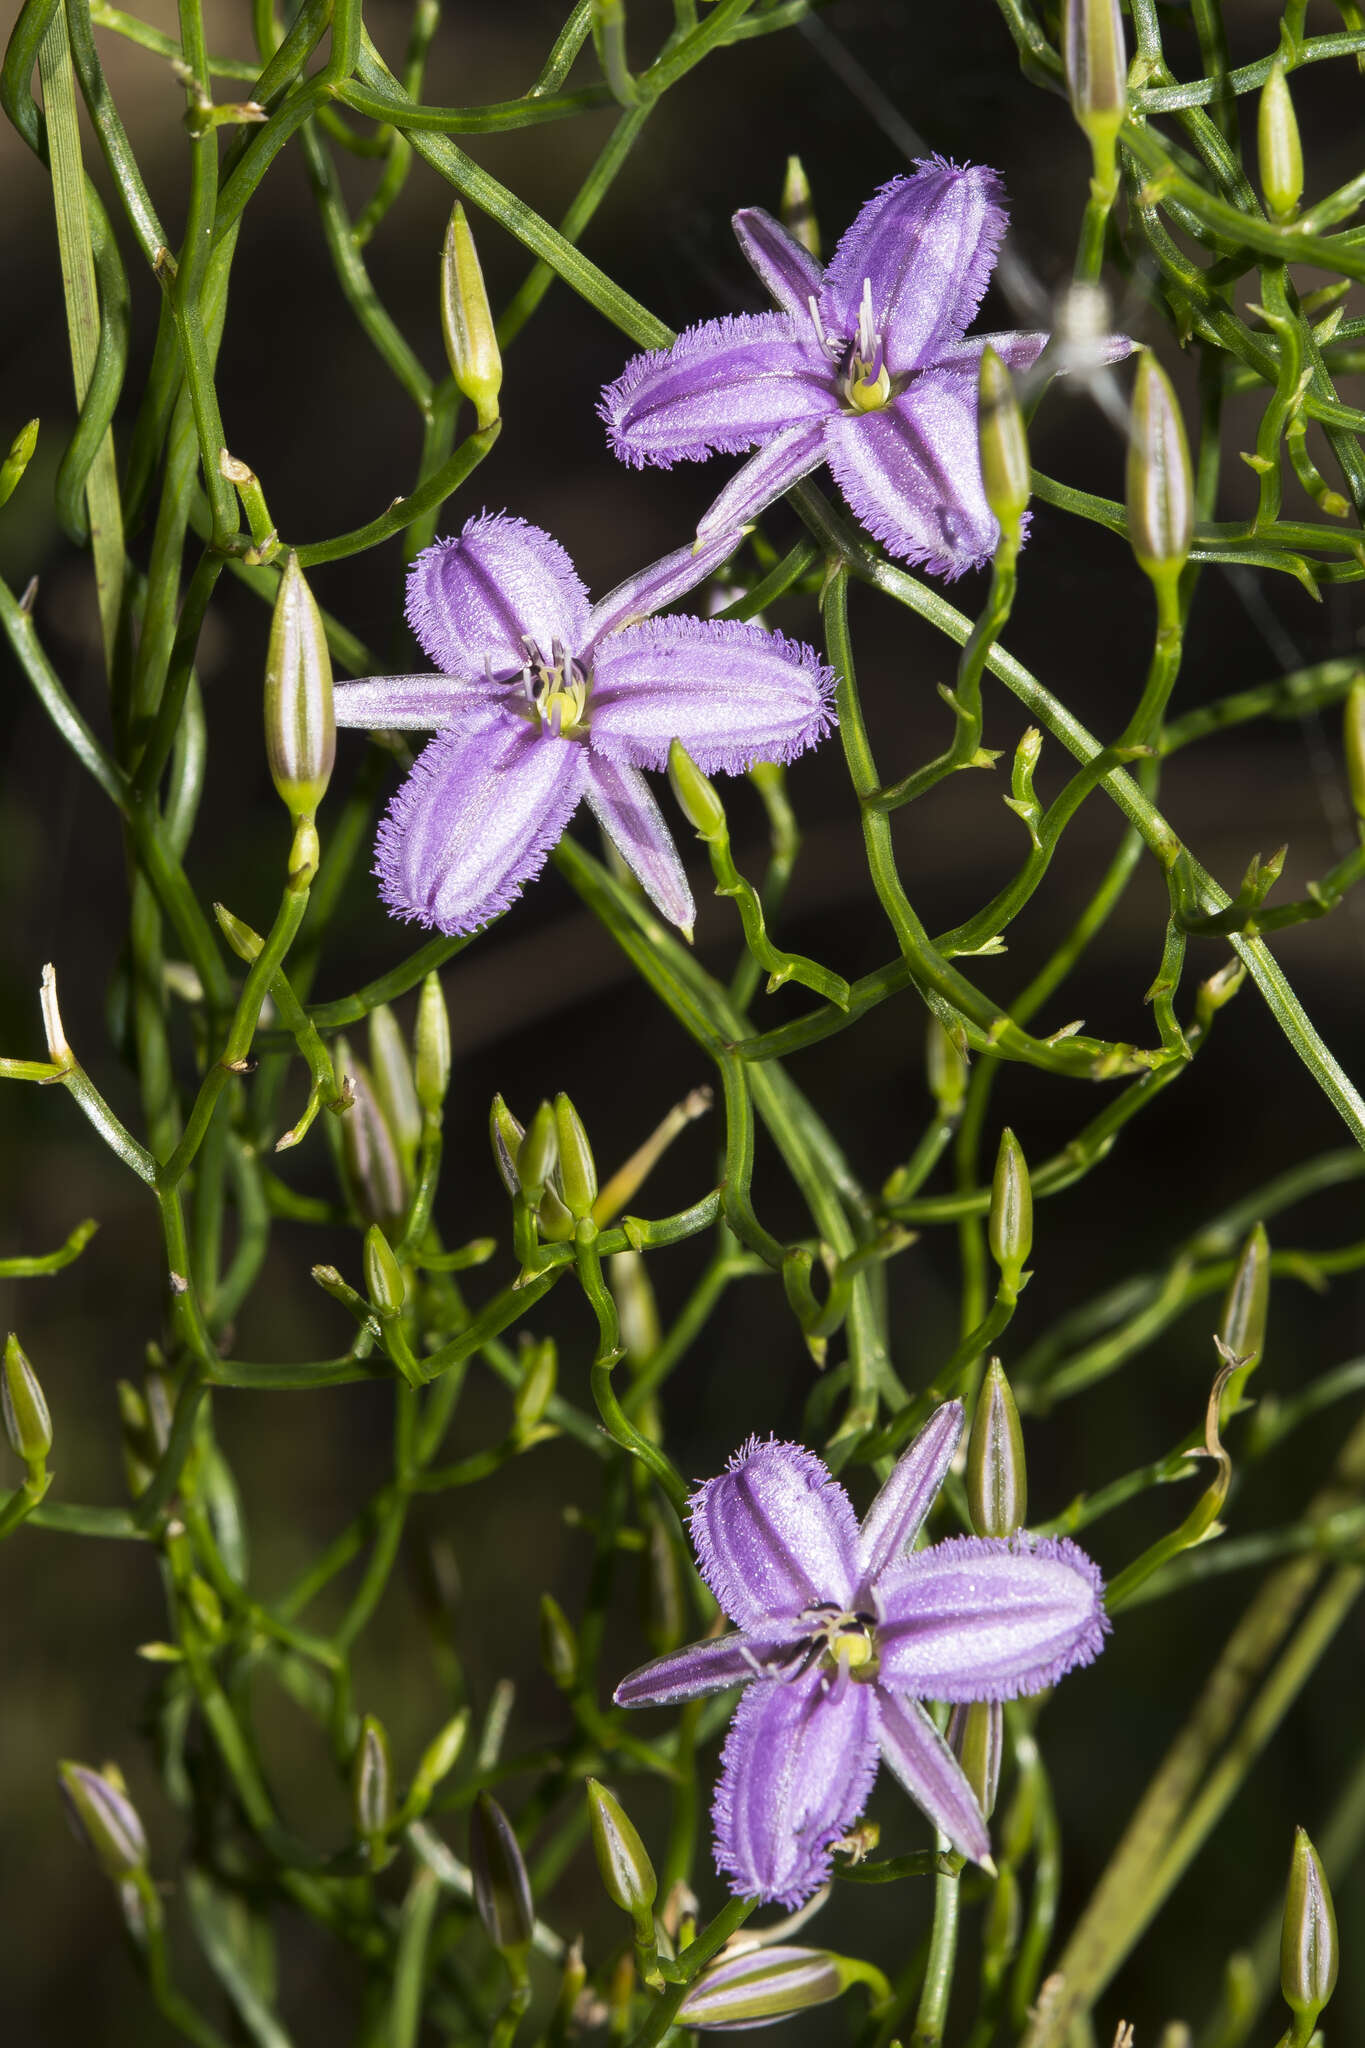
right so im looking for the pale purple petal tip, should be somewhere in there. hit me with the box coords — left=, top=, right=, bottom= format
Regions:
left=405, top=512, right=591, bottom=678
left=690, top=1437, right=859, bottom=1628
left=584, top=757, right=695, bottom=932
left=714, top=1667, right=881, bottom=1906
left=856, top=1401, right=964, bottom=1594
left=332, top=674, right=491, bottom=731
left=826, top=377, right=1001, bottom=579
left=585, top=526, right=744, bottom=650
left=614, top=1629, right=808, bottom=1709
left=695, top=419, right=830, bottom=539
left=732, top=206, right=824, bottom=318
left=589, top=617, right=837, bottom=778
left=600, top=313, right=838, bottom=469
left=876, top=1691, right=991, bottom=1864
left=876, top=1533, right=1110, bottom=1703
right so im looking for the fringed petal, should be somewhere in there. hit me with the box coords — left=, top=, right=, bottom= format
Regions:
left=405, top=512, right=591, bottom=678
left=856, top=1402, right=964, bottom=1595
left=583, top=757, right=695, bottom=932
left=825, top=374, right=1000, bottom=578
left=695, top=419, right=830, bottom=539
left=600, top=313, right=838, bottom=469
left=614, top=1628, right=810, bottom=1708
left=585, top=527, right=744, bottom=649
left=875, top=1690, right=991, bottom=1865
left=332, top=673, right=492, bottom=731
left=733, top=206, right=825, bottom=317
left=689, top=1437, right=859, bottom=1628
left=929, top=328, right=1136, bottom=376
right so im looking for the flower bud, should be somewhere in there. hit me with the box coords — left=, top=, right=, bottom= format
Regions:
left=1280, top=1827, right=1338, bottom=2021
left=369, top=1005, right=421, bottom=1174
left=470, top=1792, right=534, bottom=1955
left=1126, top=353, right=1193, bottom=584
left=668, top=738, right=727, bottom=843
left=642, top=1508, right=687, bottom=1653
left=3, top=1333, right=52, bottom=1463
left=988, top=1129, right=1032, bottom=1281
left=677, top=1947, right=846, bottom=2029
left=927, top=1016, right=969, bottom=1117
left=781, top=153, right=820, bottom=258
left=978, top=347, right=1030, bottom=536
left=490, top=1094, right=525, bottom=1195
left=539, top=1593, right=579, bottom=1691
left=213, top=901, right=264, bottom=964
left=1219, top=1223, right=1269, bottom=1369
left=265, top=554, right=335, bottom=825
left=441, top=203, right=502, bottom=430
left=338, top=1048, right=407, bottom=1231
left=409, top=1709, right=469, bottom=1811
left=551, top=1940, right=588, bottom=2042
left=1258, top=61, right=1303, bottom=224
left=587, top=1778, right=657, bottom=1924
left=1063, top=0, right=1127, bottom=134
left=1343, top=680, right=1365, bottom=821
left=0, top=417, right=40, bottom=510
left=353, top=1714, right=393, bottom=1842
left=364, top=1225, right=405, bottom=1315
left=515, top=1337, right=557, bottom=1437
left=59, top=1761, right=147, bottom=1880
left=414, top=970, right=451, bottom=1117
left=187, top=1573, right=223, bottom=1641
left=517, top=1101, right=558, bottom=1203
left=968, top=1358, right=1027, bottom=1537
left=948, top=1700, right=1004, bottom=1821
left=553, top=1094, right=597, bottom=1220
left=612, top=1248, right=661, bottom=1365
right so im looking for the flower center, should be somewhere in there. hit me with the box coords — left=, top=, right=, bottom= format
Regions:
left=810, top=279, right=893, bottom=415
left=804, top=1603, right=880, bottom=1683
left=515, top=638, right=591, bottom=739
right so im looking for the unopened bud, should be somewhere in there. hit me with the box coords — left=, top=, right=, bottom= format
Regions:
left=927, top=1016, right=969, bottom=1117
left=1280, top=1827, right=1338, bottom=2021
left=441, top=204, right=502, bottom=430
left=780, top=154, right=820, bottom=258
left=338, top=1048, right=408, bottom=1231
left=414, top=971, right=451, bottom=1116
left=59, top=1761, right=147, bottom=1879
left=187, top=1573, right=223, bottom=1641
left=948, top=1699, right=1004, bottom=1820
left=369, top=1006, right=421, bottom=1174
left=1063, top=0, right=1127, bottom=135
left=517, top=1101, right=558, bottom=1202
left=642, top=1508, right=687, bottom=1653
left=988, top=1129, right=1032, bottom=1281
left=540, top=1593, right=579, bottom=1691
left=3, top=1333, right=52, bottom=1462
left=364, top=1225, right=405, bottom=1316
left=470, top=1792, right=534, bottom=1954
left=1219, top=1223, right=1269, bottom=1370
left=214, top=902, right=264, bottom=964
left=554, top=1094, right=597, bottom=1220
left=1126, top=353, right=1193, bottom=584
left=1258, top=62, right=1303, bottom=224
left=410, top=1709, right=469, bottom=1808
left=668, top=738, right=727, bottom=842
left=490, top=1094, right=525, bottom=1195
left=353, top=1715, right=393, bottom=1842
left=587, top=1778, right=657, bottom=1929
left=612, top=1248, right=661, bottom=1365
left=552, top=1940, right=588, bottom=2039
left=265, top=554, right=335, bottom=825
left=678, top=1947, right=846, bottom=2029
left=978, top=347, right=1030, bottom=535
left=968, top=1357, right=1027, bottom=1537
left=0, top=417, right=40, bottom=509
left=515, top=1337, right=557, bottom=1437
left=1343, top=680, right=1365, bottom=820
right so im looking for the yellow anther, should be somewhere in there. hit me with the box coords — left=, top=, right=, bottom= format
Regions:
left=834, top=1628, right=874, bottom=1670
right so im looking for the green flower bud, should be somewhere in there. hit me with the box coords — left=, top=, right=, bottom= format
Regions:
left=968, top=1358, right=1027, bottom=1537
left=353, top=1714, right=393, bottom=1842
left=410, top=1709, right=470, bottom=1809
left=368, top=1005, right=421, bottom=1174
left=947, top=1699, right=1004, bottom=1820
left=363, top=1225, right=405, bottom=1316
left=490, top=1094, right=526, bottom=1195
left=470, top=1792, right=534, bottom=1955
left=678, top=1947, right=847, bottom=2029
left=517, top=1101, right=558, bottom=1203
left=587, top=1778, right=657, bottom=1927
left=1219, top=1222, right=1269, bottom=1369
left=927, top=1016, right=969, bottom=1117
left=265, top=553, right=335, bottom=825
left=213, top=901, right=265, bottom=964
left=1343, top=680, right=1365, bottom=820
left=978, top=347, right=1030, bottom=536
left=441, top=203, right=502, bottom=431
left=1281, top=1826, right=1338, bottom=2021
left=781, top=153, right=820, bottom=259
left=59, top=1761, right=148, bottom=1880
left=186, top=1573, right=224, bottom=1642
left=611, top=1248, right=662, bottom=1365
left=1126, top=353, right=1194, bottom=584
left=668, top=737, right=727, bottom=843
left=539, top=1593, right=579, bottom=1691
left=1063, top=0, right=1127, bottom=133
left=553, top=1093, right=597, bottom=1220
left=414, top=970, right=452, bottom=1116
left=988, top=1129, right=1032, bottom=1281
left=1258, top=61, right=1304, bottom=224
left=515, top=1337, right=557, bottom=1437
left=551, top=1939, right=588, bottom=2043
left=338, top=1048, right=408, bottom=1231
left=642, top=1507, right=687, bottom=1654
left=0, top=417, right=40, bottom=510
left=3, top=1333, right=52, bottom=1462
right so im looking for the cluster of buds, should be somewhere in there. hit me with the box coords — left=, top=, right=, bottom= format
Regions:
left=491, top=1091, right=599, bottom=1262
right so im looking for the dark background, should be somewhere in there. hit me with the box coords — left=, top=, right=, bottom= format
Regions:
left=2, top=0, right=1364, bottom=2039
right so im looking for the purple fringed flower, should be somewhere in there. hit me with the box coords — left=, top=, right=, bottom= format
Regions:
left=601, top=157, right=1134, bottom=579
left=615, top=1404, right=1108, bottom=1906
left=332, top=512, right=836, bottom=936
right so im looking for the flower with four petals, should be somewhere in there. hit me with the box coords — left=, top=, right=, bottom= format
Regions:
left=615, top=1402, right=1108, bottom=1905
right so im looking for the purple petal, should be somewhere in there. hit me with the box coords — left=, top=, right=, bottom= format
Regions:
left=615, top=1628, right=809, bottom=1708
left=585, top=528, right=744, bottom=650
left=856, top=1402, right=963, bottom=1595
left=819, top=160, right=1006, bottom=375
left=600, top=313, right=838, bottom=469
left=825, top=374, right=999, bottom=578
left=875, top=1534, right=1109, bottom=1702
left=333, top=673, right=492, bottom=731
left=695, top=420, right=830, bottom=539
left=928, top=328, right=1136, bottom=377
left=875, top=1690, right=991, bottom=1864
left=733, top=207, right=824, bottom=318
left=374, top=715, right=587, bottom=935
left=691, top=1438, right=859, bottom=1628
left=405, top=513, right=590, bottom=678
left=714, top=1666, right=881, bottom=1906
left=589, top=617, right=837, bottom=778
left=583, top=757, right=695, bottom=932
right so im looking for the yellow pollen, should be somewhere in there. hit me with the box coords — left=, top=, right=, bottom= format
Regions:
left=835, top=1629, right=874, bottom=1670
left=847, top=364, right=892, bottom=413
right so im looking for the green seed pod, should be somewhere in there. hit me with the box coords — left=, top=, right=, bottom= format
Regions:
left=781, top=153, right=820, bottom=258
left=539, top=1593, right=579, bottom=1692
left=410, top=1709, right=470, bottom=1810
left=668, top=738, right=727, bottom=843
left=677, top=1947, right=846, bottom=2028
left=515, top=1337, right=557, bottom=1436
left=352, top=1715, right=393, bottom=1842
left=414, top=970, right=451, bottom=1117
left=977, top=347, right=1030, bottom=536
left=517, top=1101, right=558, bottom=1203
left=1280, top=1827, right=1338, bottom=2021
left=363, top=1225, right=405, bottom=1316
left=2, top=1333, right=52, bottom=1462
left=1219, top=1222, right=1269, bottom=1368
left=553, top=1093, right=598, bottom=1220
left=1126, top=353, right=1194, bottom=584
left=441, top=203, right=502, bottom=430
left=0, top=417, right=39, bottom=509
left=470, top=1792, right=534, bottom=1955
left=490, top=1094, right=526, bottom=1195
left=926, top=1016, right=969, bottom=1117
left=265, top=553, right=335, bottom=825
left=1258, top=61, right=1304, bottom=223
left=587, top=1778, right=657, bottom=1925
left=988, top=1129, right=1033, bottom=1281
left=368, top=1005, right=421, bottom=1175
left=967, top=1358, right=1028, bottom=1538
left=948, top=1699, right=1004, bottom=1820
left=1063, top=0, right=1127, bottom=131
left=1343, top=680, right=1365, bottom=820
left=58, top=1761, right=147, bottom=1880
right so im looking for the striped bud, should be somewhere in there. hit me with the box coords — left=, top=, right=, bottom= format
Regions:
left=59, top=1761, right=147, bottom=1879
left=1258, top=62, right=1304, bottom=223
left=948, top=1699, right=1004, bottom=1821
left=968, top=1357, right=1028, bottom=1537
left=265, top=554, right=334, bottom=825
left=781, top=154, right=820, bottom=258
left=414, top=971, right=451, bottom=1116
left=1280, top=1827, right=1338, bottom=2021
left=3, top=1333, right=52, bottom=1462
left=516, top=1101, right=558, bottom=1203
left=678, top=1947, right=846, bottom=2029
left=470, top=1792, right=534, bottom=1955
left=1063, top=0, right=1127, bottom=132
left=441, top=204, right=502, bottom=430
left=988, top=1129, right=1032, bottom=1282
left=338, top=1048, right=408, bottom=1231
left=587, top=1778, right=658, bottom=1927
left=353, top=1715, right=393, bottom=1842
left=1126, top=353, right=1193, bottom=583
left=369, top=1005, right=421, bottom=1176
left=364, top=1225, right=405, bottom=1316
left=490, top=1094, right=525, bottom=1195
left=553, top=1094, right=597, bottom=1220
left=668, top=738, right=727, bottom=843
left=978, top=347, right=1030, bottom=536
